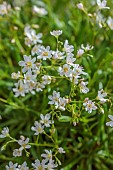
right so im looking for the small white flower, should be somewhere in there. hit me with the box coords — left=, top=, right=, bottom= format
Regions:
left=31, top=44, right=41, bottom=56
left=83, top=98, right=97, bottom=113
left=0, top=2, right=11, bottom=15
left=37, top=46, right=52, bottom=60
left=97, top=89, right=107, bottom=103
left=52, top=50, right=65, bottom=60
left=48, top=91, right=60, bottom=106
left=58, top=64, right=72, bottom=77
left=13, top=80, right=27, bottom=97
left=32, top=5, right=48, bottom=15
left=58, top=147, right=65, bottom=154
left=24, top=70, right=37, bottom=83
left=25, top=37, right=32, bottom=47
left=73, top=64, right=85, bottom=76
left=106, top=115, right=113, bottom=127
left=107, top=17, right=113, bottom=30
left=19, top=55, right=36, bottom=73
left=81, top=44, right=94, bottom=51
left=18, top=136, right=31, bottom=151
left=11, top=71, right=21, bottom=79
left=66, top=53, right=76, bottom=65
left=79, top=81, right=89, bottom=94
left=63, top=40, right=74, bottom=53
left=18, top=161, right=29, bottom=170
left=31, top=122, right=44, bottom=135
left=6, top=161, right=18, bottom=170
left=0, top=127, right=9, bottom=138
left=13, top=149, right=22, bottom=157
left=57, top=97, right=68, bottom=111
left=42, top=75, right=52, bottom=85
left=41, top=150, right=52, bottom=162
left=76, top=3, right=84, bottom=10
left=95, top=12, right=105, bottom=28
left=26, top=81, right=36, bottom=94
left=45, top=159, right=58, bottom=170
left=40, top=114, right=53, bottom=127
left=32, top=159, right=46, bottom=170
left=36, top=82, right=45, bottom=92
left=76, top=49, right=84, bottom=57
left=97, top=0, right=110, bottom=9
left=50, top=30, right=62, bottom=37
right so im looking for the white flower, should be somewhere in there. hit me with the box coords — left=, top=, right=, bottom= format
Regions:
left=0, top=2, right=11, bottom=15
left=58, top=147, right=65, bottom=154
left=18, top=136, right=31, bottom=151
left=40, top=114, right=53, bottom=127
left=97, top=89, right=107, bottom=103
left=24, top=25, right=42, bottom=46
left=41, top=150, right=52, bottom=162
left=95, top=12, right=105, bottom=28
left=13, top=80, right=27, bottom=97
left=32, top=159, right=46, bottom=170
left=13, top=149, right=22, bottom=157
left=0, top=127, right=9, bottom=138
left=6, top=161, right=18, bottom=170
left=52, top=50, right=65, bottom=60
left=58, top=64, right=72, bottom=77
left=26, top=81, right=36, bottom=95
left=31, top=45, right=41, bottom=56
left=76, top=3, right=84, bottom=10
left=81, top=44, right=94, bottom=51
left=56, top=97, right=68, bottom=111
left=73, top=64, right=85, bottom=76
left=31, top=33, right=43, bottom=45
left=32, top=6, right=48, bottom=15
left=63, top=40, right=74, bottom=53
left=37, top=46, right=52, bottom=60
left=106, top=115, right=113, bottom=127
left=66, top=53, right=76, bottom=65
left=45, top=159, right=58, bottom=170
left=83, top=98, right=97, bottom=113
left=42, top=75, right=52, bottom=85
left=79, top=81, right=89, bottom=94
left=31, top=122, right=44, bottom=135
left=50, top=30, right=62, bottom=37
left=36, top=82, right=45, bottom=92
left=19, top=55, right=36, bottom=73
left=24, top=70, right=37, bottom=83
left=18, top=161, right=29, bottom=170
left=97, top=0, right=110, bottom=9
left=25, top=37, right=32, bottom=47
left=107, top=17, right=113, bottom=30
left=76, top=49, right=84, bottom=57
left=48, top=91, right=60, bottom=106
left=11, top=71, right=21, bottom=79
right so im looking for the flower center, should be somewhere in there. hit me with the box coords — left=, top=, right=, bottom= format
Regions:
left=42, top=51, right=48, bottom=56
left=26, top=61, right=32, bottom=67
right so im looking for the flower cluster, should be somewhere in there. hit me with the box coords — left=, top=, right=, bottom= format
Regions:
left=77, top=0, right=112, bottom=29
left=48, top=91, right=69, bottom=111
left=6, top=161, right=29, bottom=170
left=24, top=25, right=43, bottom=47
left=83, top=89, right=108, bottom=113
left=13, top=136, right=31, bottom=157
left=12, top=28, right=91, bottom=99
